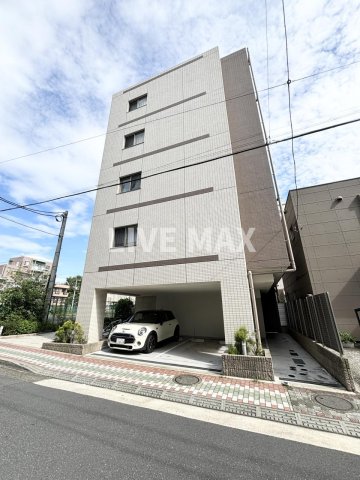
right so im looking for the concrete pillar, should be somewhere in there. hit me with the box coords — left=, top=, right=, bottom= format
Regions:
left=220, top=260, right=254, bottom=344
left=77, top=285, right=107, bottom=343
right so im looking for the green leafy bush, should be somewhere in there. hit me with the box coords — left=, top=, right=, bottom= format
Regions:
left=1, top=312, right=39, bottom=335
left=54, top=320, right=86, bottom=344
left=227, top=344, right=239, bottom=355
left=227, top=326, right=262, bottom=356
left=234, top=326, right=249, bottom=343
left=339, top=331, right=355, bottom=343
left=0, top=274, right=45, bottom=322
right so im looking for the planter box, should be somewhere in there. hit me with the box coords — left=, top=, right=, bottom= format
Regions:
left=342, top=342, right=355, bottom=349
left=222, top=349, right=274, bottom=381
left=42, top=340, right=105, bottom=355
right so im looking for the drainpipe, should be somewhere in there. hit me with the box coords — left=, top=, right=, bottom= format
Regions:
left=247, top=48, right=296, bottom=273
left=248, top=270, right=262, bottom=348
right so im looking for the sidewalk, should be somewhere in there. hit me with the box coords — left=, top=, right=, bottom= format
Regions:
left=0, top=339, right=359, bottom=438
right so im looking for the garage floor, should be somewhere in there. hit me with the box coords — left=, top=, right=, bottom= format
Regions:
left=267, top=333, right=342, bottom=388
left=91, top=338, right=226, bottom=372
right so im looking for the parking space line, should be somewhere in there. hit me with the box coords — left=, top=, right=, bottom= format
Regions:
left=151, top=338, right=191, bottom=359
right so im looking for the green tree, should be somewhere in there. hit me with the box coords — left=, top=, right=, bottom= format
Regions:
left=0, top=273, right=45, bottom=335
left=114, top=297, right=134, bottom=320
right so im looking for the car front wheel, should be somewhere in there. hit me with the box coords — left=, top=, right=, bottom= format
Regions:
left=144, top=333, right=157, bottom=353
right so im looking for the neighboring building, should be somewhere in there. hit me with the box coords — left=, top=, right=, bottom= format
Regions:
left=76, top=47, right=291, bottom=344
left=0, top=256, right=52, bottom=288
left=283, top=178, right=360, bottom=337
left=51, top=284, right=70, bottom=306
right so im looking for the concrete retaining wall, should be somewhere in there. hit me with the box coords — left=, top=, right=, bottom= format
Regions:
left=42, top=341, right=105, bottom=355
left=222, top=349, right=274, bottom=381
left=289, top=329, right=355, bottom=391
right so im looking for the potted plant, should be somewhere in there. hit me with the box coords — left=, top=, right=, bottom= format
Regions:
left=234, top=326, right=257, bottom=355
left=223, top=326, right=273, bottom=380
left=339, top=331, right=355, bottom=348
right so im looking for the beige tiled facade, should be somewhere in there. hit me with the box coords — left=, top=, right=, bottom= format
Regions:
left=284, top=178, right=360, bottom=337
left=77, top=47, right=289, bottom=343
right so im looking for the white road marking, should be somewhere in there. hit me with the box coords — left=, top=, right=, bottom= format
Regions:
left=34, top=378, right=360, bottom=455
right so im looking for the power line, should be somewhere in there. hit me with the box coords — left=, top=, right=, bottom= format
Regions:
left=0, top=214, right=59, bottom=236
left=265, top=0, right=271, bottom=141
left=282, top=0, right=299, bottom=220
left=292, top=59, right=360, bottom=84
left=0, top=196, right=61, bottom=217
left=0, top=116, right=359, bottom=213
left=0, top=88, right=283, bottom=166
left=1, top=56, right=359, bottom=167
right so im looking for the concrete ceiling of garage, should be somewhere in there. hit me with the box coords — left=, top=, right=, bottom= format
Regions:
left=107, top=281, right=221, bottom=297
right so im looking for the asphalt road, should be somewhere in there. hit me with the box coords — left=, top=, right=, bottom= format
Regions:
left=0, top=366, right=358, bottom=480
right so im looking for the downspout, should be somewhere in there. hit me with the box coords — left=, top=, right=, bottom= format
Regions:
left=248, top=270, right=262, bottom=348
left=246, top=48, right=296, bottom=273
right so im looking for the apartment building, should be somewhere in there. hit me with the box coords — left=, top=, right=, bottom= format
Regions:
left=0, top=256, right=52, bottom=288
left=51, top=284, right=70, bottom=306
left=76, top=47, right=290, bottom=344
left=283, top=178, right=360, bottom=337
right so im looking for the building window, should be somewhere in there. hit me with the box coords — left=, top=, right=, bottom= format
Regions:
left=114, top=225, right=138, bottom=247
left=120, top=172, right=141, bottom=193
left=124, top=130, right=144, bottom=148
left=129, top=94, right=147, bottom=112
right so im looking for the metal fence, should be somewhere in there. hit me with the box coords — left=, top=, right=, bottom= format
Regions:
left=285, top=292, right=343, bottom=354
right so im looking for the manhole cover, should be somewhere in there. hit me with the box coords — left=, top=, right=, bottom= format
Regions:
left=314, top=394, right=353, bottom=411
left=174, top=374, right=200, bottom=386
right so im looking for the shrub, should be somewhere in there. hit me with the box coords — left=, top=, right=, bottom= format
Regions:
left=228, top=326, right=262, bottom=356
left=1, top=312, right=39, bottom=335
left=339, top=331, right=355, bottom=343
left=234, top=326, right=249, bottom=343
left=227, top=344, right=239, bottom=355
left=54, top=321, right=86, bottom=344
left=0, top=273, right=45, bottom=322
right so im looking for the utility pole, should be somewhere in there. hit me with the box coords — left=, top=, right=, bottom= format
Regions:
left=42, top=211, right=68, bottom=323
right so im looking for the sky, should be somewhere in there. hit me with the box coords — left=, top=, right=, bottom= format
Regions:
left=0, top=0, right=359, bottom=281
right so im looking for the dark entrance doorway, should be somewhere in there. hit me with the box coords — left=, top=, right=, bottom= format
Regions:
left=261, top=287, right=281, bottom=333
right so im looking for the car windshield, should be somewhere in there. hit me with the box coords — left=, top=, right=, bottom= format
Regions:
left=128, top=311, right=162, bottom=324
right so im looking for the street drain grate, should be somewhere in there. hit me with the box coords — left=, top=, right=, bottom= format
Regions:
left=174, top=374, right=201, bottom=386
left=314, top=394, right=353, bottom=411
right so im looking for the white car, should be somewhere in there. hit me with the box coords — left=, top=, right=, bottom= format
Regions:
left=108, top=310, right=179, bottom=353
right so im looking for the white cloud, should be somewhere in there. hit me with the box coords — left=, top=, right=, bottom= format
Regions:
left=0, top=234, right=53, bottom=258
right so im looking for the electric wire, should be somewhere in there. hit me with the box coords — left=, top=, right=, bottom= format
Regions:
left=1, top=56, right=359, bottom=167
left=265, top=0, right=271, bottom=141
left=291, top=59, right=360, bottom=84
left=0, top=87, right=285, bottom=166
left=0, top=214, right=59, bottom=236
left=0, top=116, right=358, bottom=213
left=0, top=196, right=62, bottom=217
left=281, top=0, right=299, bottom=220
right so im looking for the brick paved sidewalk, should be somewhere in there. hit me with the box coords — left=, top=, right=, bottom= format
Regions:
left=0, top=341, right=359, bottom=438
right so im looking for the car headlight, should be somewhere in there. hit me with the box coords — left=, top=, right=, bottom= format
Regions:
left=138, top=327, right=147, bottom=336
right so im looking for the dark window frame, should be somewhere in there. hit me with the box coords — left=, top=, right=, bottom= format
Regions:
left=129, top=94, right=147, bottom=112
left=114, top=225, right=138, bottom=248
left=124, top=129, right=145, bottom=148
left=120, top=172, right=142, bottom=193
